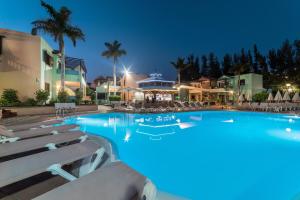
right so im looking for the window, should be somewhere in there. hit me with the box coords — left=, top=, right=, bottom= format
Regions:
left=45, top=83, right=50, bottom=93
left=97, top=93, right=106, bottom=100
left=0, top=35, right=4, bottom=55
left=239, top=79, right=246, bottom=86
left=43, top=50, right=53, bottom=66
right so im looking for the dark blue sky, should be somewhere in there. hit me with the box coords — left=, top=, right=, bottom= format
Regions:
left=1, top=0, right=300, bottom=81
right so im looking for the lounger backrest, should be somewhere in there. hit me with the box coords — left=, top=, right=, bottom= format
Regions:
left=34, top=162, right=146, bottom=200
left=14, top=124, right=77, bottom=139
left=0, top=126, right=15, bottom=137
left=0, top=141, right=100, bottom=188
left=0, top=131, right=85, bottom=158
left=8, top=119, right=63, bottom=132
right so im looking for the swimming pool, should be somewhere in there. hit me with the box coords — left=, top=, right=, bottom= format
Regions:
left=65, top=111, right=300, bottom=200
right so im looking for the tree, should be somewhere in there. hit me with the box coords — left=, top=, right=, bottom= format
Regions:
left=208, top=53, right=222, bottom=79
left=32, top=1, right=85, bottom=91
left=75, top=89, right=83, bottom=105
left=57, top=90, right=69, bottom=103
left=181, top=54, right=200, bottom=81
left=102, top=40, right=126, bottom=95
left=0, top=89, right=20, bottom=106
left=247, top=50, right=255, bottom=73
left=253, top=44, right=261, bottom=73
left=35, top=89, right=49, bottom=105
left=222, top=54, right=233, bottom=75
left=171, top=57, right=190, bottom=85
left=240, top=48, right=250, bottom=73
left=201, top=55, right=209, bottom=77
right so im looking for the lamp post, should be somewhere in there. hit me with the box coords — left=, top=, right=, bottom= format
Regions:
left=123, top=66, right=131, bottom=103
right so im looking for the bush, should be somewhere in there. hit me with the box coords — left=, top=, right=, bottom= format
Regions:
left=0, top=89, right=20, bottom=106
left=86, top=87, right=95, bottom=102
left=47, top=98, right=58, bottom=106
left=252, top=91, right=268, bottom=102
left=57, top=90, right=69, bottom=103
left=75, top=89, right=83, bottom=105
left=0, top=98, right=8, bottom=106
left=109, top=95, right=121, bottom=101
left=35, top=89, right=49, bottom=105
left=23, top=98, right=37, bottom=106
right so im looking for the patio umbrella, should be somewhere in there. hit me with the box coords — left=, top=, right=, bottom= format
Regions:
left=238, top=94, right=244, bottom=102
left=292, top=92, right=300, bottom=102
left=274, top=90, right=283, bottom=102
left=282, top=91, right=291, bottom=101
left=267, top=93, right=273, bottom=102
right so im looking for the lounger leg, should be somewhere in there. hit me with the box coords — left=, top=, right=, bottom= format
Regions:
left=79, top=147, right=105, bottom=177
left=141, top=180, right=157, bottom=200
left=88, top=147, right=105, bottom=173
left=45, top=143, right=57, bottom=150
left=79, top=135, right=88, bottom=142
left=47, top=164, right=77, bottom=181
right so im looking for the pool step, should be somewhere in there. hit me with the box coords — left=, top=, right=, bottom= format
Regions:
left=156, top=191, right=190, bottom=200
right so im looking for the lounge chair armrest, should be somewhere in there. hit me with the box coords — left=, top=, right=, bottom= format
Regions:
left=0, top=136, right=20, bottom=143
left=47, top=164, right=77, bottom=181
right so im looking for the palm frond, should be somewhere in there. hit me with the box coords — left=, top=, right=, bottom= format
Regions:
left=65, top=25, right=85, bottom=46
left=31, top=19, right=59, bottom=40
left=40, top=0, right=57, bottom=19
left=102, top=40, right=126, bottom=60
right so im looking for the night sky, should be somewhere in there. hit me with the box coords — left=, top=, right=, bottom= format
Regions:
left=1, top=0, right=300, bottom=81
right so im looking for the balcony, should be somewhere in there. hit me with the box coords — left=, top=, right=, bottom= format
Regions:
left=56, top=69, right=81, bottom=82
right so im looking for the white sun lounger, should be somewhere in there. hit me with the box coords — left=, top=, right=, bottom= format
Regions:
left=34, top=161, right=156, bottom=200
left=6, top=119, right=63, bottom=132
left=0, top=141, right=104, bottom=188
left=0, top=124, right=78, bottom=143
left=0, top=131, right=87, bottom=158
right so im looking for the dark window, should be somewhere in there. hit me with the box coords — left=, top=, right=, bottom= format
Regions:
left=0, top=35, right=5, bottom=55
left=43, top=50, right=53, bottom=66
left=45, top=83, right=50, bottom=93
left=97, top=93, right=106, bottom=100
left=239, top=79, right=246, bottom=86
left=0, top=36, right=4, bottom=55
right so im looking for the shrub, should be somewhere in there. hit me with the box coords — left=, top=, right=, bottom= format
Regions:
left=86, top=87, right=95, bottom=102
left=75, top=89, right=83, bottom=105
left=109, top=95, right=121, bottom=101
left=252, top=91, right=268, bottom=102
left=47, top=98, right=58, bottom=106
left=0, top=98, right=8, bottom=106
left=35, top=89, right=49, bottom=105
left=57, top=90, right=69, bottom=103
left=23, top=98, right=37, bottom=106
left=1, top=89, right=20, bottom=106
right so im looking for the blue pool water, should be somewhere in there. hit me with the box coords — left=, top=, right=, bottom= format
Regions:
left=65, top=111, right=300, bottom=200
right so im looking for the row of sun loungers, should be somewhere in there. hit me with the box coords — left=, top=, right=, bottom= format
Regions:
left=115, top=101, right=205, bottom=113
left=239, top=102, right=300, bottom=112
left=0, top=119, right=156, bottom=199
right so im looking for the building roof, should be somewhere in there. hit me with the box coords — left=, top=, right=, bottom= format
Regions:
left=137, top=73, right=175, bottom=84
left=65, top=57, right=87, bottom=73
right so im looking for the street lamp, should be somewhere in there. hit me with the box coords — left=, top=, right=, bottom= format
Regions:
left=122, top=65, right=131, bottom=103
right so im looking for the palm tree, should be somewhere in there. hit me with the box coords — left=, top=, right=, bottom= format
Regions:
left=102, top=40, right=127, bottom=95
left=31, top=0, right=85, bottom=91
left=171, top=57, right=190, bottom=85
